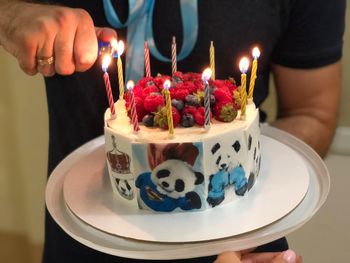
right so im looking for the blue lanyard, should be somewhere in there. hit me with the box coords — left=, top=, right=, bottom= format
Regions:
left=103, top=0, right=198, bottom=82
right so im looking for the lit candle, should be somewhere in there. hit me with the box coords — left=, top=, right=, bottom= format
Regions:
left=202, top=68, right=212, bottom=130
left=239, top=57, right=250, bottom=119
left=209, top=41, right=215, bottom=80
left=144, top=42, right=151, bottom=77
left=163, top=79, right=174, bottom=138
left=102, top=54, right=116, bottom=119
left=171, top=36, right=177, bottom=75
left=126, top=80, right=140, bottom=133
left=248, top=47, right=260, bottom=101
left=112, top=40, right=125, bottom=100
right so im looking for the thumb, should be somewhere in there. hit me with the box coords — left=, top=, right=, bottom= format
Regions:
left=273, top=250, right=299, bottom=263
left=95, top=27, right=118, bottom=42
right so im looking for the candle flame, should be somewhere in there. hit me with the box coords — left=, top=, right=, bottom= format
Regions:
left=117, top=40, right=125, bottom=56
left=126, top=80, right=135, bottom=91
left=252, top=47, right=261, bottom=59
left=163, top=79, right=171, bottom=90
left=102, top=54, right=112, bottom=72
left=110, top=38, right=118, bottom=50
left=202, top=68, right=212, bottom=82
left=239, top=57, right=250, bottom=73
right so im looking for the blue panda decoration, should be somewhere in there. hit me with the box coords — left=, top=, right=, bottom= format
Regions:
left=207, top=141, right=248, bottom=207
left=136, top=159, right=204, bottom=212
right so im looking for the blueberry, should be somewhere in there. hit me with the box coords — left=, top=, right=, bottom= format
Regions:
left=185, top=94, right=199, bottom=106
left=181, top=113, right=195, bottom=127
left=171, top=99, right=184, bottom=111
left=142, top=114, right=154, bottom=127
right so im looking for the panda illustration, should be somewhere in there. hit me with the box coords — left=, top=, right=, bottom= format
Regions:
left=207, top=140, right=248, bottom=207
left=115, top=178, right=134, bottom=200
left=247, top=136, right=261, bottom=191
left=135, top=159, right=204, bottom=212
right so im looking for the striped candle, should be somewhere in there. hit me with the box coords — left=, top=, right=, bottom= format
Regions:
left=144, top=42, right=151, bottom=77
left=202, top=68, right=212, bottom=130
left=239, top=57, right=250, bottom=119
left=102, top=55, right=116, bottom=119
left=210, top=41, right=215, bottom=80
left=126, top=80, right=140, bottom=133
left=171, top=36, right=177, bottom=75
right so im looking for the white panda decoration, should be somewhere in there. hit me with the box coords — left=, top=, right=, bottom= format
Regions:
left=115, top=178, right=134, bottom=200
left=207, top=140, right=248, bottom=207
left=135, top=159, right=204, bottom=212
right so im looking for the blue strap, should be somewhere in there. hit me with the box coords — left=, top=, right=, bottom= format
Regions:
left=103, top=0, right=198, bottom=82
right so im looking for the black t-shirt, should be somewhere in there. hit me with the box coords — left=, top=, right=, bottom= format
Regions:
left=41, top=1, right=345, bottom=262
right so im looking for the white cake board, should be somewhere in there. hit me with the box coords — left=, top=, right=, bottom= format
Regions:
left=45, top=126, right=330, bottom=259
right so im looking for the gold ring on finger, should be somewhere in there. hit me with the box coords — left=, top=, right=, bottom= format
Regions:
left=37, top=56, right=55, bottom=66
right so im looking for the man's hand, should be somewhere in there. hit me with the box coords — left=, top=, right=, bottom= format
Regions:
left=0, top=1, right=116, bottom=76
left=214, top=249, right=301, bottom=263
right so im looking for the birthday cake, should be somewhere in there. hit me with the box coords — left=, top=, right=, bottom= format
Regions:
left=104, top=71, right=261, bottom=212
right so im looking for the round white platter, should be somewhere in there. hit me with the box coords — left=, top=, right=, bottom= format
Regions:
left=45, top=126, right=330, bottom=259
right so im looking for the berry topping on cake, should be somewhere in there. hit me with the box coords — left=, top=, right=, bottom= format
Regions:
left=125, top=72, right=240, bottom=128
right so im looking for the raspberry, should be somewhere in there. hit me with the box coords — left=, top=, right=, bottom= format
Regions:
left=138, top=76, right=155, bottom=88
left=142, top=85, right=159, bottom=98
left=214, top=102, right=237, bottom=122
left=213, top=87, right=232, bottom=103
left=182, top=106, right=197, bottom=117
left=170, top=88, right=189, bottom=101
left=194, top=106, right=206, bottom=126
left=143, top=94, right=165, bottom=113
left=171, top=107, right=181, bottom=127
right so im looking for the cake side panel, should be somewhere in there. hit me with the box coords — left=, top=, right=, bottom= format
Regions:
left=104, top=126, right=138, bottom=207
left=244, top=108, right=261, bottom=191
left=204, top=126, right=249, bottom=208
left=132, top=142, right=206, bottom=212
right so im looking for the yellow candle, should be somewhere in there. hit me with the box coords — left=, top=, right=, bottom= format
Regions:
left=239, top=57, right=250, bottom=118
left=117, top=56, right=124, bottom=99
left=210, top=41, right=215, bottom=80
left=163, top=80, right=174, bottom=137
left=248, top=47, right=260, bottom=100
left=113, top=40, right=125, bottom=100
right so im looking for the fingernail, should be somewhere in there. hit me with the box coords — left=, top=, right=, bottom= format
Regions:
left=282, top=249, right=297, bottom=263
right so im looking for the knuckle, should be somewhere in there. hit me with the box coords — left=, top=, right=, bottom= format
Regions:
left=35, top=18, right=52, bottom=36
left=77, top=8, right=93, bottom=24
left=53, top=8, right=73, bottom=28
left=76, top=54, right=96, bottom=69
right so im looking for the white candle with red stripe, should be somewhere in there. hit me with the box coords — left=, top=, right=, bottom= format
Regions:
left=144, top=42, right=151, bottom=77
left=102, top=54, right=116, bottom=119
left=126, top=80, right=140, bottom=133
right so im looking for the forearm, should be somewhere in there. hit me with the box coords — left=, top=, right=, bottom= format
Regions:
left=271, top=114, right=337, bottom=158
left=271, top=62, right=341, bottom=158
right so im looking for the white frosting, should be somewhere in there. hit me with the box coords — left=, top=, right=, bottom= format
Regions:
left=105, top=103, right=258, bottom=143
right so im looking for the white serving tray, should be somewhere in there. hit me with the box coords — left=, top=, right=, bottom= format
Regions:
left=46, top=126, right=329, bottom=259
